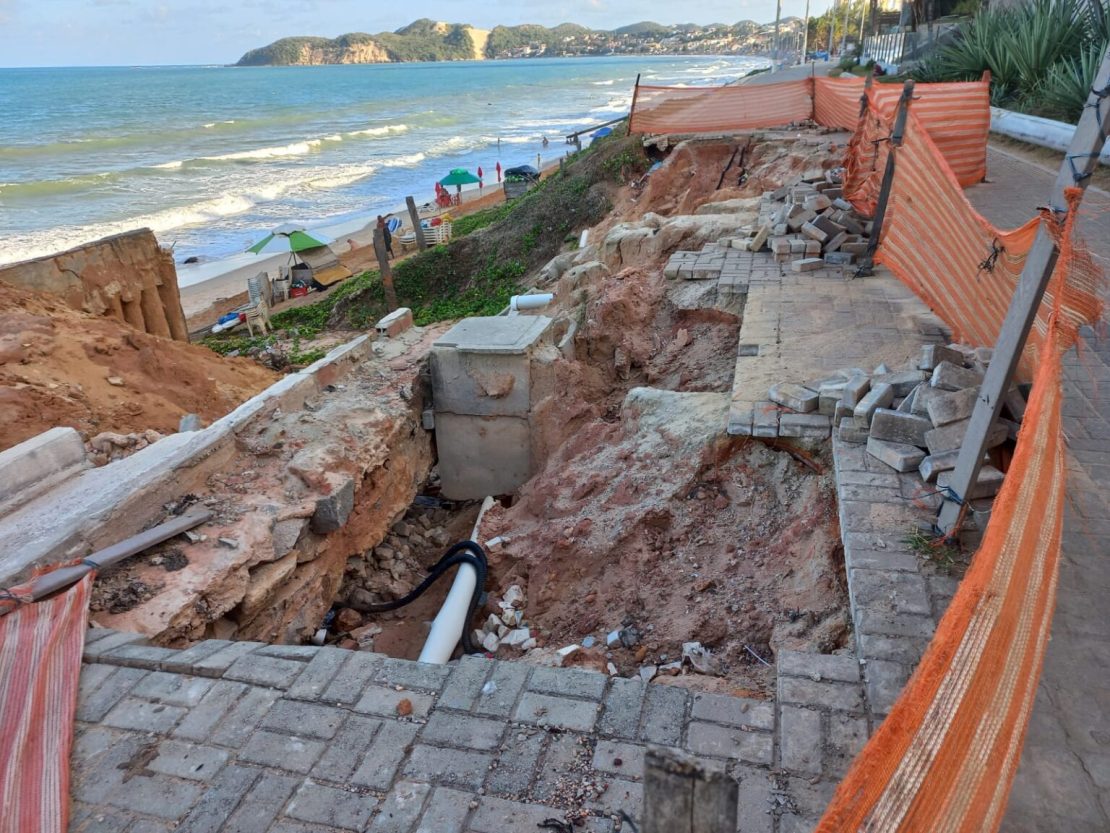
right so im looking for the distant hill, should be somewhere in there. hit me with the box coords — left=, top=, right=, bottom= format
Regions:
left=235, top=17, right=804, bottom=66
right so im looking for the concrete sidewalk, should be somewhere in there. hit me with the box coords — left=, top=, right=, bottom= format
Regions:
left=970, top=144, right=1110, bottom=833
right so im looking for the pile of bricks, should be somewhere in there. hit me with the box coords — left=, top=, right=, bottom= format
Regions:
left=769, top=343, right=1026, bottom=499
left=730, top=170, right=873, bottom=271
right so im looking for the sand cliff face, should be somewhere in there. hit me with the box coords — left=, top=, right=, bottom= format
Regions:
left=300, top=41, right=391, bottom=65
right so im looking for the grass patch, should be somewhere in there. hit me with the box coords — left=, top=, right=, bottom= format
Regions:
left=905, top=528, right=965, bottom=574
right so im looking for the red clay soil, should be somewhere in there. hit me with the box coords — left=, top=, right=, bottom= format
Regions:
left=0, top=280, right=277, bottom=452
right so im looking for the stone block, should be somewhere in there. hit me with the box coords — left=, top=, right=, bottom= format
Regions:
left=818, top=381, right=847, bottom=416
left=869, top=408, right=931, bottom=447
left=919, top=450, right=961, bottom=483
left=354, top=684, right=435, bottom=718
left=350, top=721, right=419, bottom=789
left=791, top=258, right=825, bottom=272
left=853, top=382, right=894, bottom=425
left=838, top=417, right=868, bottom=444
left=926, top=387, right=978, bottom=427
left=778, top=676, right=864, bottom=712
left=931, top=361, right=983, bottom=391
left=770, top=237, right=792, bottom=255
left=919, top=344, right=965, bottom=371
left=367, top=781, right=430, bottom=833
left=260, top=700, right=346, bottom=739
left=640, top=684, right=687, bottom=746
left=937, top=465, right=1005, bottom=499
left=286, top=780, right=377, bottom=830
left=841, top=241, right=868, bottom=255
left=769, top=382, right=819, bottom=413
left=824, top=251, right=854, bottom=266
left=801, top=222, right=828, bottom=243
left=779, top=413, right=832, bottom=438
left=752, top=400, right=780, bottom=438
left=823, top=231, right=849, bottom=252
left=1003, top=386, right=1027, bottom=421
left=804, top=193, right=832, bottom=212
left=597, top=677, right=645, bottom=739
left=805, top=239, right=822, bottom=256
left=310, top=474, right=355, bottom=534
left=375, top=307, right=413, bottom=338
left=924, top=419, right=1007, bottom=455
left=690, top=692, right=774, bottom=730
left=840, top=374, right=871, bottom=409
left=777, top=650, right=860, bottom=683
left=415, top=787, right=472, bottom=833
left=238, top=730, right=325, bottom=774
left=750, top=223, right=771, bottom=251
left=864, top=659, right=912, bottom=716
left=514, top=691, right=599, bottom=732
left=779, top=706, right=822, bottom=775
left=686, top=722, right=773, bottom=764
left=223, top=652, right=306, bottom=689
left=401, top=745, right=493, bottom=791
left=867, top=437, right=926, bottom=473
left=873, top=370, right=926, bottom=397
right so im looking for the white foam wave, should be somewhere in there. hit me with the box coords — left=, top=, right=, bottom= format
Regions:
left=591, top=80, right=615, bottom=85
left=151, top=160, right=184, bottom=170
left=204, top=139, right=324, bottom=162
left=346, top=124, right=409, bottom=138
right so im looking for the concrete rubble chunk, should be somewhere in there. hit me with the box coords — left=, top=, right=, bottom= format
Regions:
left=873, top=370, right=927, bottom=397
left=919, top=344, right=966, bottom=372
left=867, top=437, right=926, bottom=473
left=0, top=427, right=89, bottom=511
left=869, top=408, right=932, bottom=447
left=853, top=382, right=894, bottom=426
left=924, top=418, right=1008, bottom=455
left=938, top=466, right=1005, bottom=499
left=769, top=382, right=819, bottom=413
left=376, top=308, right=414, bottom=339
left=926, top=387, right=979, bottom=427
left=311, top=475, right=356, bottom=534
left=931, top=361, right=983, bottom=391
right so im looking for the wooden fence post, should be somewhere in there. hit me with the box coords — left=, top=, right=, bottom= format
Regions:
left=373, top=227, right=398, bottom=312
left=643, top=748, right=738, bottom=833
left=855, top=79, right=914, bottom=277
left=936, top=44, right=1110, bottom=537
left=405, top=196, right=427, bottom=251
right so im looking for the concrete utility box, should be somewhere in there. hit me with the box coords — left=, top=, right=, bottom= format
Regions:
left=431, top=315, right=557, bottom=500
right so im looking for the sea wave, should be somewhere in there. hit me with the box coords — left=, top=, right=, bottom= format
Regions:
left=591, top=80, right=615, bottom=86
left=346, top=124, right=409, bottom=138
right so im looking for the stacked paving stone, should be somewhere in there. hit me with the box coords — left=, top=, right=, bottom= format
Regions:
left=662, top=245, right=753, bottom=298
left=727, top=171, right=873, bottom=271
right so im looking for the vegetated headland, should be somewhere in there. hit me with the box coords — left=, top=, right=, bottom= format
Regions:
left=235, top=17, right=806, bottom=66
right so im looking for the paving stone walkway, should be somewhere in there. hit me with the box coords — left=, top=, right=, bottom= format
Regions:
left=71, top=631, right=869, bottom=833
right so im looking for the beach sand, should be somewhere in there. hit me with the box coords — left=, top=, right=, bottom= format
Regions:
left=180, top=160, right=561, bottom=328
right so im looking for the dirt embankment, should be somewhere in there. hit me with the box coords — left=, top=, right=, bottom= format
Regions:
left=0, top=280, right=277, bottom=452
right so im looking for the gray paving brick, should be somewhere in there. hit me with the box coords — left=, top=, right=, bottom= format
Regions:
left=160, top=640, right=238, bottom=674
left=779, top=676, right=865, bottom=713
left=207, top=685, right=282, bottom=747
left=734, top=764, right=775, bottom=833
left=131, top=671, right=215, bottom=707
left=592, top=739, right=646, bottom=778
left=175, top=763, right=259, bottom=833
left=401, top=744, right=493, bottom=790
left=261, top=700, right=347, bottom=740
left=420, top=711, right=505, bottom=750
left=104, top=772, right=206, bottom=820
left=222, top=801, right=284, bottom=833
left=223, top=653, right=307, bottom=689
left=312, top=715, right=381, bottom=782
left=366, top=780, right=432, bottom=832
left=322, top=652, right=384, bottom=705
left=100, top=643, right=179, bottom=670
left=640, top=684, right=688, bottom=746
left=254, top=644, right=320, bottom=661
left=374, top=657, right=451, bottom=691
left=101, top=697, right=186, bottom=733
left=414, top=787, right=472, bottom=833
left=149, top=738, right=229, bottom=780
left=82, top=631, right=149, bottom=661
left=485, top=728, right=545, bottom=796
left=353, top=684, right=435, bottom=719
left=690, top=692, right=774, bottom=730
left=68, top=802, right=133, bottom=833
left=777, top=650, right=861, bottom=683
left=826, top=713, right=869, bottom=777
left=72, top=724, right=127, bottom=766
left=855, top=632, right=929, bottom=665
left=526, top=666, right=606, bottom=700
left=172, top=680, right=249, bottom=741
left=438, top=655, right=491, bottom=711
left=685, top=721, right=773, bottom=765
left=71, top=732, right=150, bottom=805
left=597, top=677, right=645, bottom=739
left=471, top=796, right=609, bottom=833
left=779, top=706, right=823, bottom=775
left=246, top=771, right=302, bottom=805
left=268, top=821, right=351, bottom=833
left=864, top=659, right=911, bottom=716
left=350, top=721, right=419, bottom=790
left=533, top=734, right=591, bottom=801
left=287, top=648, right=351, bottom=701
left=473, top=661, right=528, bottom=718
left=192, top=641, right=264, bottom=677
left=77, top=666, right=148, bottom=722
left=286, top=780, right=378, bottom=831
left=588, top=776, right=643, bottom=817
left=514, top=691, right=599, bottom=732
left=238, top=730, right=326, bottom=774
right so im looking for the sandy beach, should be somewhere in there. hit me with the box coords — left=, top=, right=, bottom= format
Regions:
left=178, top=158, right=563, bottom=326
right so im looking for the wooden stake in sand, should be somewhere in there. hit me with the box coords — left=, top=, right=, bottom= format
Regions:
left=373, top=227, right=399, bottom=311
left=406, top=196, right=427, bottom=251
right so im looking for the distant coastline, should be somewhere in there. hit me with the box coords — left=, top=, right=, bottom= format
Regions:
left=236, top=17, right=801, bottom=67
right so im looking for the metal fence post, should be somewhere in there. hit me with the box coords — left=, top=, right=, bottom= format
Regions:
left=855, top=79, right=915, bottom=277
left=936, top=44, right=1110, bottom=537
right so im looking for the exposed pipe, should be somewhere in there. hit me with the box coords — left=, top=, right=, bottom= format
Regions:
left=509, top=293, right=554, bottom=314
left=990, top=107, right=1110, bottom=165
left=417, top=496, right=495, bottom=664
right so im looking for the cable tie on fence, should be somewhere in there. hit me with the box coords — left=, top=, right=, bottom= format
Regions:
left=81, top=558, right=101, bottom=570
left=978, top=237, right=1003, bottom=274
left=1066, top=152, right=1098, bottom=184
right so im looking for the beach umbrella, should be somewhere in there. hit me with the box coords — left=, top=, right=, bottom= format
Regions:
left=247, top=223, right=333, bottom=255
left=438, top=168, right=481, bottom=187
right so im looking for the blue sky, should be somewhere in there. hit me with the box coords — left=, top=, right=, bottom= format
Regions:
left=0, top=0, right=818, bottom=67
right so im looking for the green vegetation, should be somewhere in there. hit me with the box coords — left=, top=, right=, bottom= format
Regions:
left=912, top=0, right=1109, bottom=123
left=236, top=21, right=475, bottom=66
left=905, top=528, right=965, bottom=575
left=451, top=201, right=516, bottom=237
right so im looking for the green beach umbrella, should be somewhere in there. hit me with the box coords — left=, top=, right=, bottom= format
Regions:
left=247, top=223, right=334, bottom=255
left=438, top=168, right=481, bottom=187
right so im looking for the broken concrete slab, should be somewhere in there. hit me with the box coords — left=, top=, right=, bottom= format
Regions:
left=0, top=426, right=89, bottom=514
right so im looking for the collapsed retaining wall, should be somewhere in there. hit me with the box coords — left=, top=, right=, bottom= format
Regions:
left=0, top=228, right=189, bottom=341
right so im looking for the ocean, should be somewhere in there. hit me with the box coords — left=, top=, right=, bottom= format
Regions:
left=0, top=55, right=767, bottom=268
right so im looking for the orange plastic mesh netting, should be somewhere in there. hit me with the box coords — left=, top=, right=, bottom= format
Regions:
left=0, top=574, right=91, bottom=833
left=628, top=79, right=813, bottom=134
left=816, top=98, right=1104, bottom=832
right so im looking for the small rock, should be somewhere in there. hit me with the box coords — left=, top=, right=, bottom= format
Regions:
left=521, top=638, right=537, bottom=651
left=178, top=413, right=201, bottom=432
left=484, top=614, right=500, bottom=633
left=556, top=644, right=582, bottom=666
left=106, top=376, right=124, bottom=386
left=216, top=537, right=239, bottom=549
left=335, top=608, right=363, bottom=633
left=395, top=698, right=413, bottom=717
left=183, top=530, right=204, bottom=544
left=606, top=630, right=621, bottom=648
left=503, top=584, right=525, bottom=608
left=639, top=665, right=658, bottom=682
left=618, top=626, right=641, bottom=649
left=497, top=624, right=509, bottom=639
left=582, top=636, right=596, bottom=648
left=607, top=662, right=619, bottom=676
left=503, top=628, right=531, bottom=648
left=482, top=632, right=501, bottom=653
left=682, top=641, right=719, bottom=675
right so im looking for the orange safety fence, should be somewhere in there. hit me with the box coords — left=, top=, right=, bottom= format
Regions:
left=628, top=79, right=813, bottom=135
left=0, top=573, right=92, bottom=833
left=816, top=86, right=1104, bottom=831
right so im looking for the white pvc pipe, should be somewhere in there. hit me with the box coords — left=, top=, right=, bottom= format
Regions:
left=509, top=293, right=554, bottom=313
left=990, top=107, right=1110, bottom=165
left=417, top=496, right=495, bottom=664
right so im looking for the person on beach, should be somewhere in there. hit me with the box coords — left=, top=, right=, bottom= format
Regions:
left=377, top=215, right=394, bottom=259
left=542, top=136, right=549, bottom=148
